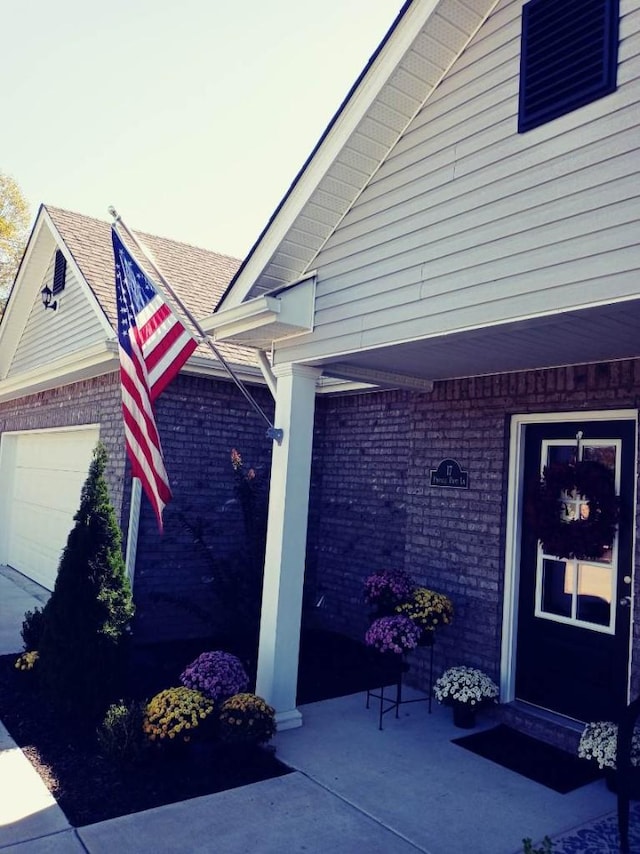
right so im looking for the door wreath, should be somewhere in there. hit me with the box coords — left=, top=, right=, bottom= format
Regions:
left=532, top=460, right=619, bottom=560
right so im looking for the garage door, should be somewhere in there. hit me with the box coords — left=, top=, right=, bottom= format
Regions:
left=0, top=427, right=99, bottom=589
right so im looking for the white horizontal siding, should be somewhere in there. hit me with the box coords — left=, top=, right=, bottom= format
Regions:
left=274, top=0, right=640, bottom=366
left=9, top=252, right=108, bottom=377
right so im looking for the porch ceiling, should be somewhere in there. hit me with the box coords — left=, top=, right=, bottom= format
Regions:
left=313, top=298, right=640, bottom=386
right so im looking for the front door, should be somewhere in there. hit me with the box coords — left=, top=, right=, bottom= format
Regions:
left=515, top=418, right=636, bottom=721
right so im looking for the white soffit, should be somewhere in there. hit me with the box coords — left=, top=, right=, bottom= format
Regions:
left=204, top=276, right=316, bottom=350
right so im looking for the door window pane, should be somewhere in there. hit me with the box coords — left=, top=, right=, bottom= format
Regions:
left=583, top=444, right=617, bottom=473
left=576, top=563, right=612, bottom=627
left=541, top=559, right=572, bottom=618
left=548, top=445, right=576, bottom=467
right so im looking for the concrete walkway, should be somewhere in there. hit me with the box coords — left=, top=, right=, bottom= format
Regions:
left=0, top=567, right=49, bottom=658
left=0, top=566, right=623, bottom=853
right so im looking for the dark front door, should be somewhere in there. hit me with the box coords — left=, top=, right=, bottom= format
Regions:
left=516, top=419, right=636, bottom=721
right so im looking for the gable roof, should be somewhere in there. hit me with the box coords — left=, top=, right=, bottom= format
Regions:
left=56, top=205, right=261, bottom=361
left=46, top=206, right=241, bottom=328
left=44, top=206, right=258, bottom=367
left=218, top=0, right=499, bottom=310
left=0, top=205, right=259, bottom=402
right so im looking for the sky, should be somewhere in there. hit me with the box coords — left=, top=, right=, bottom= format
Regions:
left=3, top=1, right=405, bottom=260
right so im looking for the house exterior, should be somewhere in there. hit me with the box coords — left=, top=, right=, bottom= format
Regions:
left=0, top=205, right=278, bottom=644
left=207, top=0, right=640, bottom=743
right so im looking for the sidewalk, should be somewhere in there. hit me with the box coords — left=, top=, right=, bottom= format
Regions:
left=0, top=566, right=630, bottom=853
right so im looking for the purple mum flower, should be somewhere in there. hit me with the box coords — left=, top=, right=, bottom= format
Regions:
left=365, top=615, right=420, bottom=654
left=180, top=651, right=249, bottom=702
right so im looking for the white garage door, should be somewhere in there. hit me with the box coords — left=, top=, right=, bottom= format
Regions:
left=0, top=427, right=99, bottom=590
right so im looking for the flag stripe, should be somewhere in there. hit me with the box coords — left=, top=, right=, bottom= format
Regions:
left=119, top=356, right=171, bottom=522
left=112, top=228, right=197, bottom=531
left=120, top=347, right=166, bottom=466
left=120, top=356, right=169, bottom=483
left=147, top=335, right=197, bottom=399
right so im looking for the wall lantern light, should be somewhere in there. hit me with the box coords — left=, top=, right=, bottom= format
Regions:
left=41, top=285, right=57, bottom=311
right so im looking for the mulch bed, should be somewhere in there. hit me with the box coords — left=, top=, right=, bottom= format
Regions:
left=0, top=629, right=385, bottom=827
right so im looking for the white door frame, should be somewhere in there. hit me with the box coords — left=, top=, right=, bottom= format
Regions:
left=500, top=408, right=638, bottom=706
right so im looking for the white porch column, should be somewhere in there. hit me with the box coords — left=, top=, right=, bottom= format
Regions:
left=256, top=363, right=321, bottom=730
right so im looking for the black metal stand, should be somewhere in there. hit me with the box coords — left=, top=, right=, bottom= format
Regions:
left=366, top=643, right=435, bottom=730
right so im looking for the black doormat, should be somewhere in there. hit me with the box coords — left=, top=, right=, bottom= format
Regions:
left=452, top=724, right=603, bottom=794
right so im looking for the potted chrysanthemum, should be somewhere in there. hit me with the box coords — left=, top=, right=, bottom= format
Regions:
left=218, top=693, right=276, bottom=747
left=143, top=686, right=215, bottom=747
left=365, top=614, right=421, bottom=656
left=363, top=569, right=416, bottom=617
left=578, top=720, right=640, bottom=793
left=433, top=666, right=499, bottom=728
left=180, top=651, right=249, bottom=703
left=395, top=587, right=453, bottom=645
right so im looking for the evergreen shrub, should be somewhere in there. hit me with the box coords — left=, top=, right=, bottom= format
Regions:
left=37, top=442, right=135, bottom=717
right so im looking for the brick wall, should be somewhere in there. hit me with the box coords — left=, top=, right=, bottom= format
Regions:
left=132, top=373, right=275, bottom=643
left=0, top=371, right=275, bottom=646
left=309, top=359, right=640, bottom=706
left=308, top=390, right=411, bottom=636
left=4, top=358, right=639, bottom=722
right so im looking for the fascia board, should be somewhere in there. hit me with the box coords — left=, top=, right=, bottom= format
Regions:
left=0, top=209, right=117, bottom=382
left=0, top=341, right=118, bottom=403
left=0, top=342, right=269, bottom=404
left=205, top=277, right=315, bottom=345
left=0, top=212, right=53, bottom=378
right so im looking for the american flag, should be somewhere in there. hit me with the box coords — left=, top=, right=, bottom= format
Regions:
left=112, top=228, right=197, bottom=530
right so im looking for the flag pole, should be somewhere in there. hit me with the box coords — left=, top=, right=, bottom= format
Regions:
left=108, top=207, right=283, bottom=445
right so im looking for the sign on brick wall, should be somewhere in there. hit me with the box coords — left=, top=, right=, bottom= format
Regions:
left=430, top=458, right=469, bottom=489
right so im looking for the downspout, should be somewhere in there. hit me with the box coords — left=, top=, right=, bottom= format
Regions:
left=257, top=350, right=277, bottom=400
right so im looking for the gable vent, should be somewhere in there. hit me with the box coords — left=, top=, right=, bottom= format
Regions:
left=52, top=249, right=66, bottom=295
left=518, top=0, right=619, bottom=133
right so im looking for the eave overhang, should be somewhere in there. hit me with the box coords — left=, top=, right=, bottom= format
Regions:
left=203, top=274, right=316, bottom=350
left=0, top=342, right=269, bottom=405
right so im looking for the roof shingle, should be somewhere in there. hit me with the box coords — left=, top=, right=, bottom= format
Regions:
left=45, top=205, right=258, bottom=369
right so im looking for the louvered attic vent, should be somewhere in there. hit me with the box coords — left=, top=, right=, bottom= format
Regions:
left=52, top=249, right=66, bottom=295
left=518, top=0, right=620, bottom=133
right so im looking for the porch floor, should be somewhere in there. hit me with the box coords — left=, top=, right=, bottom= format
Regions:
left=274, top=688, right=618, bottom=854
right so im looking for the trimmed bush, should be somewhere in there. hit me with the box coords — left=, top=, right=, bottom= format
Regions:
left=21, top=607, right=46, bottom=651
left=37, top=443, right=135, bottom=717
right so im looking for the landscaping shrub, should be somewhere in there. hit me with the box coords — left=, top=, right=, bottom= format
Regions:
left=218, top=693, right=276, bottom=745
left=21, top=607, right=46, bottom=651
left=97, top=699, right=146, bottom=764
left=37, top=442, right=135, bottom=718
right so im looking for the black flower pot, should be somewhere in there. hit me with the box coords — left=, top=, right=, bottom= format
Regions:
left=452, top=703, right=476, bottom=729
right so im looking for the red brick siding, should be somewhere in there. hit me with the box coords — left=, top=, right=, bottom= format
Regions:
left=0, top=372, right=275, bottom=645
left=309, top=359, right=640, bottom=708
